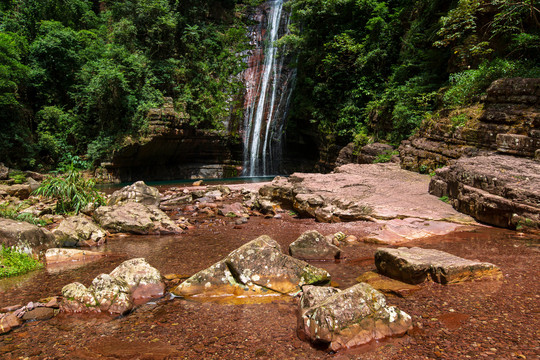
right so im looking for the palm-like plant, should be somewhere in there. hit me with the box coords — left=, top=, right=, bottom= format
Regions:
left=33, top=170, right=105, bottom=214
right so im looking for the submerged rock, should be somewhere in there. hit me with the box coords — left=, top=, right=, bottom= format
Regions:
left=375, top=247, right=502, bottom=284
left=94, top=202, right=181, bottom=234
left=365, top=218, right=463, bottom=245
left=355, top=271, right=421, bottom=297
left=108, top=181, right=161, bottom=207
left=52, top=215, right=107, bottom=247
left=45, top=248, right=106, bottom=264
left=61, top=258, right=164, bottom=315
left=172, top=235, right=331, bottom=298
left=289, top=230, right=341, bottom=260
left=0, top=313, right=23, bottom=334
left=298, top=283, right=412, bottom=351
left=0, top=218, right=57, bottom=253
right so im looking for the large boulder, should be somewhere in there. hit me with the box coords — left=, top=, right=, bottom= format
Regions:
left=375, top=247, right=502, bottom=285
left=429, top=154, right=540, bottom=231
left=109, top=258, right=165, bottom=302
left=94, top=202, right=181, bottom=234
left=289, top=230, right=341, bottom=260
left=298, top=283, right=412, bottom=351
left=172, top=235, right=331, bottom=298
left=108, top=181, right=161, bottom=207
left=61, top=258, right=164, bottom=315
left=52, top=215, right=107, bottom=247
left=0, top=218, right=57, bottom=253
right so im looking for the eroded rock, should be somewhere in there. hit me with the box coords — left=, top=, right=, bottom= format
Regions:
left=375, top=247, right=502, bottom=285
left=298, top=283, right=412, bottom=351
left=256, top=163, right=474, bottom=227
left=52, top=215, right=107, bottom=247
left=61, top=258, right=164, bottom=315
left=94, top=202, right=181, bottom=234
left=289, top=230, right=341, bottom=260
left=172, top=235, right=330, bottom=298
left=108, top=181, right=161, bottom=207
left=356, top=271, right=421, bottom=297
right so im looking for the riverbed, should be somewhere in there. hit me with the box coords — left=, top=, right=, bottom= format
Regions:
left=1, top=211, right=538, bottom=359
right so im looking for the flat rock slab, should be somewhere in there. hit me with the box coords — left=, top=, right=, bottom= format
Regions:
left=375, top=247, right=502, bottom=285
left=45, top=248, right=106, bottom=264
left=365, top=218, right=464, bottom=245
left=258, top=163, right=474, bottom=225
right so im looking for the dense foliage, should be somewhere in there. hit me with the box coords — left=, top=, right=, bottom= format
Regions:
left=0, top=245, right=43, bottom=278
left=0, top=0, right=538, bottom=170
left=282, top=0, right=539, bottom=145
left=0, top=0, right=259, bottom=169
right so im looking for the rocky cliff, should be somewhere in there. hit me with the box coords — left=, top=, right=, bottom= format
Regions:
left=403, top=78, right=540, bottom=232
left=399, top=78, right=540, bottom=173
left=103, top=99, right=242, bottom=182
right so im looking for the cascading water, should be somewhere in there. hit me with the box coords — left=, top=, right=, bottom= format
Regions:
left=242, top=0, right=295, bottom=177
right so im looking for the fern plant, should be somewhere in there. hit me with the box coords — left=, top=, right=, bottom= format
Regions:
left=33, top=170, right=105, bottom=214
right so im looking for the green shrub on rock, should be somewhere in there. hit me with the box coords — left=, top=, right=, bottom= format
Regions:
left=33, top=170, right=105, bottom=214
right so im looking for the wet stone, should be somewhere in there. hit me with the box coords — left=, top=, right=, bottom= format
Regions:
left=298, top=283, right=412, bottom=351
left=172, top=235, right=331, bottom=298
left=60, top=258, right=164, bottom=315
left=375, top=247, right=503, bottom=285
left=0, top=313, right=23, bottom=334
left=289, top=230, right=341, bottom=260
left=356, top=271, right=421, bottom=297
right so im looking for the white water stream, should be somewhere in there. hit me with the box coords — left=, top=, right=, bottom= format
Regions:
left=243, top=0, right=293, bottom=176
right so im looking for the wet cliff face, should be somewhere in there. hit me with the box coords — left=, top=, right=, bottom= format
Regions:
left=242, top=0, right=297, bottom=176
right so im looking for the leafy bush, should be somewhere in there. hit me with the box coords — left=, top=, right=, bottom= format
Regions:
left=443, top=59, right=540, bottom=107
left=33, top=170, right=105, bottom=214
left=0, top=245, right=43, bottom=278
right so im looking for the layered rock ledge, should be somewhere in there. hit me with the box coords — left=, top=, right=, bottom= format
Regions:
left=429, top=154, right=539, bottom=231
left=255, top=163, right=474, bottom=243
left=399, top=77, right=540, bottom=173
left=375, top=247, right=502, bottom=285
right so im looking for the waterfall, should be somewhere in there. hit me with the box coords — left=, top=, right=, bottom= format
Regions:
left=242, top=0, right=295, bottom=177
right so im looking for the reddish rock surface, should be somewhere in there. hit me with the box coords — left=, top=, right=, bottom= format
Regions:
left=375, top=247, right=502, bottom=284
left=429, top=154, right=540, bottom=231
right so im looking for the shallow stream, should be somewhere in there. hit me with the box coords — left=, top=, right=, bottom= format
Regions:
left=1, top=213, right=538, bottom=359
